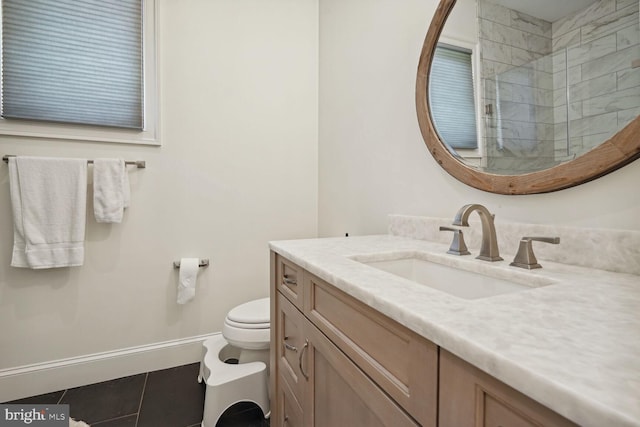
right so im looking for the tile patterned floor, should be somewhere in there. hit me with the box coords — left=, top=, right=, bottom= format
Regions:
left=5, top=363, right=270, bottom=427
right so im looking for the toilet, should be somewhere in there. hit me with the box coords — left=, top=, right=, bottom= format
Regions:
left=199, top=297, right=271, bottom=426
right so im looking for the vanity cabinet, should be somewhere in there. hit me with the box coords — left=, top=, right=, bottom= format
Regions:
left=271, top=252, right=576, bottom=427
left=276, top=293, right=419, bottom=427
left=271, top=253, right=436, bottom=427
left=302, top=271, right=438, bottom=425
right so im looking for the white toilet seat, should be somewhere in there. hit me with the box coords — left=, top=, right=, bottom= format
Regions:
left=224, top=318, right=270, bottom=330
left=222, top=297, right=271, bottom=350
left=226, top=297, right=270, bottom=324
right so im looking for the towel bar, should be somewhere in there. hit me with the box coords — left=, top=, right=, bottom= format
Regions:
left=173, top=259, right=209, bottom=269
left=2, top=155, right=146, bottom=169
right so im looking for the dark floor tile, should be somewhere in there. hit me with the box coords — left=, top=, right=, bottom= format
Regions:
left=5, top=390, right=65, bottom=405
left=137, top=363, right=205, bottom=427
left=60, top=373, right=146, bottom=424
left=92, top=414, right=138, bottom=427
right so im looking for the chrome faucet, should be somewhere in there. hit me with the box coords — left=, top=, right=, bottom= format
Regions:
left=452, top=204, right=503, bottom=262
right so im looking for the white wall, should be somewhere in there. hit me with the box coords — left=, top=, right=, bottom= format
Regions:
left=318, top=0, right=640, bottom=237
left=0, top=0, right=318, bottom=395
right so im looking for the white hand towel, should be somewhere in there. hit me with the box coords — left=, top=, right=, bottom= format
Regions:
left=93, top=158, right=130, bottom=223
left=8, top=156, right=88, bottom=269
left=177, top=258, right=199, bottom=304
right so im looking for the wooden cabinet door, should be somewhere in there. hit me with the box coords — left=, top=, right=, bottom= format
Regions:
left=271, top=252, right=306, bottom=426
left=302, top=316, right=419, bottom=427
left=276, top=374, right=304, bottom=427
left=439, top=350, right=578, bottom=427
left=275, top=293, right=307, bottom=407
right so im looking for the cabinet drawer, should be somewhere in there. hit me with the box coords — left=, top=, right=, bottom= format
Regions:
left=275, top=292, right=306, bottom=403
left=439, top=350, right=577, bottom=427
left=303, top=272, right=438, bottom=427
left=275, top=254, right=304, bottom=310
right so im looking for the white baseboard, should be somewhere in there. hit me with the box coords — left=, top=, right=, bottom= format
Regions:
left=0, top=333, right=219, bottom=403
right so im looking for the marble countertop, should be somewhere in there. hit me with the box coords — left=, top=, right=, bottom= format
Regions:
left=269, top=235, right=640, bottom=427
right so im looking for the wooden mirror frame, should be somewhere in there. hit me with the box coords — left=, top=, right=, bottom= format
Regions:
left=416, top=0, right=640, bottom=195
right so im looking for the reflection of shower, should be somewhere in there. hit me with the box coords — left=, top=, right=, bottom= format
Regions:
left=477, top=0, right=640, bottom=174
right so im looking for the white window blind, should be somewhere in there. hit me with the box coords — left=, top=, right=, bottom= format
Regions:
left=1, top=0, right=143, bottom=129
left=429, top=45, right=478, bottom=150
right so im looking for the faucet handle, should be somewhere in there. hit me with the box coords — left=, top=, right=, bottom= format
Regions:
left=439, top=226, right=471, bottom=256
left=510, top=237, right=560, bottom=269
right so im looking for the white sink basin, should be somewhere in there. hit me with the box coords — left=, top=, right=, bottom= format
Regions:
left=355, top=252, right=556, bottom=300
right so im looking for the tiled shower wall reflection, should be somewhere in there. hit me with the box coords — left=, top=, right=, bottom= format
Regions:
left=552, top=0, right=640, bottom=159
left=478, top=0, right=640, bottom=175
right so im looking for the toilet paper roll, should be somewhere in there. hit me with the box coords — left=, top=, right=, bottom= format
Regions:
left=177, top=258, right=199, bottom=304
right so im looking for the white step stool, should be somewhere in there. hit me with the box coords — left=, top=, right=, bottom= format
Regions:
left=198, top=335, right=269, bottom=426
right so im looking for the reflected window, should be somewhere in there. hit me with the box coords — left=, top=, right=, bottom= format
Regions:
left=429, top=44, right=478, bottom=150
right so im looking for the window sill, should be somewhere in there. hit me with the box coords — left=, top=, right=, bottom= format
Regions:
left=0, top=120, right=160, bottom=146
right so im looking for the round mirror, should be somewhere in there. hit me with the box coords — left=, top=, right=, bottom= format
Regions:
left=416, top=0, right=640, bottom=194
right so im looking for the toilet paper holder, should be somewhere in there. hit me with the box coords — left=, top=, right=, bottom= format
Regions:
left=173, top=259, right=209, bottom=269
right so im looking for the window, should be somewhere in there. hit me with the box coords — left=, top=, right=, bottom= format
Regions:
left=429, top=44, right=478, bottom=150
left=0, top=0, right=158, bottom=144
